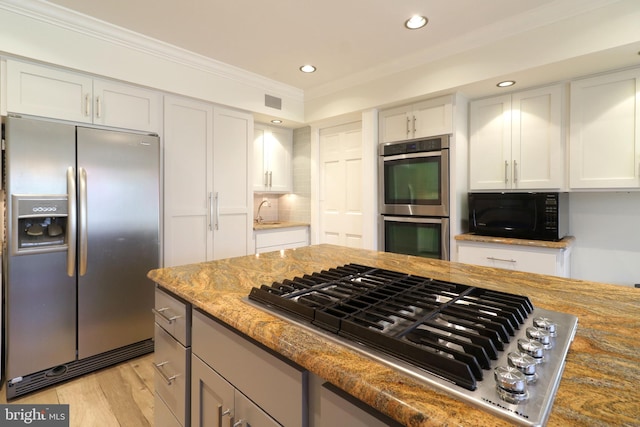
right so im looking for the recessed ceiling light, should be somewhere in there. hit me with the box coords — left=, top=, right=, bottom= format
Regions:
left=299, top=64, right=316, bottom=73
left=405, top=15, right=428, bottom=30
left=271, top=119, right=282, bottom=124
left=497, top=80, right=516, bottom=88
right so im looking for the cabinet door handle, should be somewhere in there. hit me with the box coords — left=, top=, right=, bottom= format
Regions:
left=487, top=256, right=517, bottom=263
left=513, top=160, right=518, bottom=184
left=208, top=192, right=214, bottom=231
left=152, top=361, right=179, bottom=385
left=214, top=192, right=220, bottom=230
left=268, top=171, right=273, bottom=187
left=504, top=160, right=509, bottom=184
left=412, top=115, right=417, bottom=134
left=84, top=94, right=91, bottom=116
left=406, top=116, right=410, bottom=137
left=264, top=171, right=269, bottom=187
left=232, top=420, right=244, bottom=427
left=218, top=406, right=231, bottom=426
left=152, top=307, right=182, bottom=324
left=95, top=95, right=102, bottom=118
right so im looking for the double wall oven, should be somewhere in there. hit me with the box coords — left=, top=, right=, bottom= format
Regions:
left=379, top=135, right=450, bottom=260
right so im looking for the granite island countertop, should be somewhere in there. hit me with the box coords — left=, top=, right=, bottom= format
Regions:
left=148, top=244, right=639, bottom=427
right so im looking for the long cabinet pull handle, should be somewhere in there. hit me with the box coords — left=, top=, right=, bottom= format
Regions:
left=412, top=115, right=416, bottom=134
left=78, top=167, right=88, bottom=276
left=218, top=406, right=231, bottom=427
left=487, top=256, right=517, bottom=263
left=406, top=116, right=410, bottom=137
left=214, top=192, right=220, bottom=230
left=513, top=160, right=518, bottom=184
left=152, top=307, right=182, bottom=324
left=152, top=361, right=179, bottom=385
left=66, top=167, right=77, bottom=277
left=208, top=192, right=214, bottom=231
left=264, top=171, right=269, bottom=187
left=504, top=160, right=509, bottom=184
left=268, top=171, right=273, bottom=187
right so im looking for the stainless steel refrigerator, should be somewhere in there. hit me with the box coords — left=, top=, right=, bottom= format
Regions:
left=3, top=116, right=159, bottom=398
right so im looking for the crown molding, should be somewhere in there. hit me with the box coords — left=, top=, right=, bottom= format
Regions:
left=0, top=0, right=303, bottom=100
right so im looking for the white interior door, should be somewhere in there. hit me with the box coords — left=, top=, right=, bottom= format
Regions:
left=319, top=122, right=364, bottom=248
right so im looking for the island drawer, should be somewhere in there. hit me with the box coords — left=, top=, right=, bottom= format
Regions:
left=154, top=323, right=190, bottom=426
left=154, top=287, right=191, bottom=346
left=192, top=309, right=307, bottom=427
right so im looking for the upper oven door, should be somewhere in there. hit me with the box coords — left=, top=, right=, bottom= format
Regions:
left=379, top=147, right=449, bottom=217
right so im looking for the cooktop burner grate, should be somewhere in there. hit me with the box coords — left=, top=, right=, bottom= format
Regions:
left=249, top=263, right=534, bottom=391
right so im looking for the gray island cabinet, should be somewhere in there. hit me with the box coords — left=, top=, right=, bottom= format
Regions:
left=148, top=244, right=640, bottom=427
left=154, top=287, right=398, bottom=427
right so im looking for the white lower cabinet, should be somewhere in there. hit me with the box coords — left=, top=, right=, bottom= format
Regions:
left=456, top=240, right=572, bottom=277
left=192, top=309, right=307, bottom=427
left=254, top=226, right=310, bottom=253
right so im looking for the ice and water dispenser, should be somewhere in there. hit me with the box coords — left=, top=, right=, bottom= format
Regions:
left=11, top=195, right=69, bottom=255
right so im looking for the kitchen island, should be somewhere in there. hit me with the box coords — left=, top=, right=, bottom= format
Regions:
left=148, top=244, right=639, bottom=426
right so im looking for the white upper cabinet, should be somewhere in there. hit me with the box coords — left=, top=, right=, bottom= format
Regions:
left=469, top=85, right=564, bottom=190
left=253, top=124, right=293, bottom=193
left=569, top=68, right=640, bottom=189
left=379, top=95, right=453, bottom=143
left=7, top=60, right=160, bottom=133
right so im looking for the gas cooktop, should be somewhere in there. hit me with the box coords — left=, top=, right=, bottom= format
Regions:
left=248, top=263, right=578, bottom=427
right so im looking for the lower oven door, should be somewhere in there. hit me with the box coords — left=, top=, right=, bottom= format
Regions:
left=380, top=216, right=449, bottom=260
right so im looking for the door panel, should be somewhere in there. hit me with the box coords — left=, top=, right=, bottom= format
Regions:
left=319, top=123, right=364, bottom=248
left=76, top=127, right=159, bottom=358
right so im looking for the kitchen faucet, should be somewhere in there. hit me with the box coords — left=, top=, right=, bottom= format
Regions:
left=255, top=199, right=271, bottom=223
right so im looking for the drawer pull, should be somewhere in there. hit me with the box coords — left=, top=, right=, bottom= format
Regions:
left=218, top=406, right=232, bottom=426
left=487, top=256, right=517, bottom=263
left=153, top=361, right=179, bottom=385
left=152, top=307, right=182, bottom=324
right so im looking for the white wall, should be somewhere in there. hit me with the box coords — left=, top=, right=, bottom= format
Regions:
left=569, top=192, right=640, bottom=287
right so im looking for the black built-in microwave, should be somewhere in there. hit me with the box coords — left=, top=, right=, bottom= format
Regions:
left=468, top=192, right=568, bottom=241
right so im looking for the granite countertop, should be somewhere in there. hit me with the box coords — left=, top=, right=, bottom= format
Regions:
left=455, top=233, right=576, bottom=249
left=253, top=221, right=309, bottom=231
left=148, top=244, right=638, bottom=427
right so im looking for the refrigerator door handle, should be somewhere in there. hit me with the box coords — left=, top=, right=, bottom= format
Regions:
left=78, top=167, right=88, bottom=276
left=67, top=167, right=77, bottom=277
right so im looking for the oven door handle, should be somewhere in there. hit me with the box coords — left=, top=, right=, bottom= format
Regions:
left=382, top=151, right=444, bottom=162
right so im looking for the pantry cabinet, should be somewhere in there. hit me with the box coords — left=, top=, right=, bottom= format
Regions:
left=379, top=95, right=453, bottom=143
left=469, top=85, right=564, bottom=190
left=569, top=68, right=640, bottom=189
left=191, top=309, right=307, bottom=427
left=253, top=124, right=293, bottom=193
left=163, top=95, right=253, bottom=267
left=6, top=60, right=160, bottom=132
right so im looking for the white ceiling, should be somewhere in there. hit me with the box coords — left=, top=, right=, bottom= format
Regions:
left=44, top=0, right=613, bottom=94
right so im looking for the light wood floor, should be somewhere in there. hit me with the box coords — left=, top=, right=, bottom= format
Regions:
left=0, top=353, right=155, bottom=427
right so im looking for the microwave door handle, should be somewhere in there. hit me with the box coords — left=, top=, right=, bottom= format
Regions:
left=66, top=167, right=77, bottom=277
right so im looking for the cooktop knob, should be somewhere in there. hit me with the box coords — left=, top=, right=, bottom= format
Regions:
left=533, top=316, right=557, bottom=336
left=517, top=338, right=545, bottom=362
left=494, top=366, right=529, bottom=403
left=526, top=327, right=552, bottom=349
left=507, top=351, right=538, bottom=383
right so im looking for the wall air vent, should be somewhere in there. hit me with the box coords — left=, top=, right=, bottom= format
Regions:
left=265, top=94, right=282, bottom=110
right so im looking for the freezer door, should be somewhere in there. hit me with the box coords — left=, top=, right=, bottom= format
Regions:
left=4, top=117, right=77, bottom=379
left=76, top=127, right=159, bottom=359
